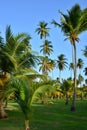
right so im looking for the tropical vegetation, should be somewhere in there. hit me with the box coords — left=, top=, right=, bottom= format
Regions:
left=0, top=4, right=87, bottom=130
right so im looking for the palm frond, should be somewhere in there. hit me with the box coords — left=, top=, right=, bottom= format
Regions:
left=51, top=19, right=61, bottom=27
left=30, top=80, right=54, bottom=104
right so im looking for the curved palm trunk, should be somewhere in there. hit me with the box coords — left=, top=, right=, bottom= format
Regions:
left=71, top=43, right=77, bottom=111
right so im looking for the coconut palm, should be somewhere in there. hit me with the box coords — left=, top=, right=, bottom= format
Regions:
left=83, top=67, right=87, bottom=76
left=56, top=54, right=68, bottom=82
left=61, top=78, right=73, bottom=105
left=77, top=74, right=84, bottom=100
left=77, top=58, right=84, bottom=75
left=77, top=74, right=84, bottom=87
left=0, top=26, right=46, bottom=130
left=52, top=4, right=87, bottom=111
left=35, top=21, right=50, bottom=39
left=40, top=40, right=53, bottom=56
left=82, top=46, right=87, bottom=57
left=0, top=25, right=38, bottom=120
left=5, top=77, right=54, bottom=130
left=39, top=56, right=55, bottom=75
left=50, top=59, right=55, bottom=78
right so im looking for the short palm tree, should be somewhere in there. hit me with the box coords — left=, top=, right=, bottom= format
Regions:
left=61, top=78, right=73, bottom=105
left=52, top=4, right=87, bottom=111
left=56, top=54, right=68, bottom=82
left=6, top=77, right=54, bottom=130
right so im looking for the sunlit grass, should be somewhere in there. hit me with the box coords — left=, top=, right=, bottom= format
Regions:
left=0, top=99, right=87, bottom=130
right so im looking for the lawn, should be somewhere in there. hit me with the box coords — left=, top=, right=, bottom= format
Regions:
left=0, top=99, right=87, bottom=130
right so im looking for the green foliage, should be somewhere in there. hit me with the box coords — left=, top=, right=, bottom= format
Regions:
left=56, top=54, right=68, bottom=71
left=6, top=77, right=31, bottom=120
left=61, top=78, right=73, bottom=94
left=35, top=21, right=50, bottom=39
left=38, top=56, right=55, bottom=75
left=40, top=40, right=53, bottom=56
left=82, top=46, right=87, bottom=57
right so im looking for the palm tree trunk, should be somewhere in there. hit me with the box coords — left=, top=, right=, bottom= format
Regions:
left=0, top=72, right=10, bottom=118
left=0, top=99, right=8, bottom=119
left=59, top=70, right=61, bottom=83
left=71, top=43, right=77, bottom=111
left=65, top=93, right=69, bottom=105
left=25, top=120, right=30, bottom=130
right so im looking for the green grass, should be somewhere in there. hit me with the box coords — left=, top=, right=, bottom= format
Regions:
left=0, top=99, right=87, bottom=130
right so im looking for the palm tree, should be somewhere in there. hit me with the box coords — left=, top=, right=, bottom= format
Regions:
left=61, top=78, right=73, bottom=105
left=82, top=46, right=87, bottom=57
left=39, top=56, right=55, bottom=75
left=83, top=67, right=87, bottom=76
left=77, top=74, right=84, bottom=87
left=56, top=54, right=68, bottom=82
left=0, top=25, right=38, bottom=121
left=35, top=21, right=50, bottom=39
left=50, top=59, right=55, bottom=78
left=5, top=77, right=55, bottom=130
left=77, top=58, right=84, bottom=75
left=35, top=22, right=54, bottom=77
left=52, top=4, right=87, bottom=111
left=40, top=40, right=53, bottom=56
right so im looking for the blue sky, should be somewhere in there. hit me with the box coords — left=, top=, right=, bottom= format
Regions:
left=0, top=0, right=87, bottom=80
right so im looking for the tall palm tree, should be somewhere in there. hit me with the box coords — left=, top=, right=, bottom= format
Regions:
left=35, top=22, right=53, bottom=77
left=35, top=21, right=50, bottom=39
left=35, top=21, right=54, bottom=73
left=52, top=4, right=87, bottom=111
left=56, top=54, right=68, bottom=82
left=40, top=40, right=53, bottom=56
